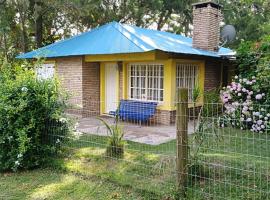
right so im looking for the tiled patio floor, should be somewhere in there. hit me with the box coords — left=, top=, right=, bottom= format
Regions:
left=75, top=116, right=197, bottom=145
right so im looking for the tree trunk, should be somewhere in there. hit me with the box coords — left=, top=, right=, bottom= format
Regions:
left=157, top=11, right=166, bottom=30
left=35, top=14, right=43, bottom=47
left=3, top=32, right=8, bottom=60
left=17, top=2, right=28, bottom=53
left=20, top=15, right=28, bottom=53
left=157, top=10, right=171, bottom=31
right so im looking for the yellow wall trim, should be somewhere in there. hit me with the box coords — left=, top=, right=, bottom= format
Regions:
left=85, top=50, right=170, bottom=62
left=86, top=52, right=155, bottom=62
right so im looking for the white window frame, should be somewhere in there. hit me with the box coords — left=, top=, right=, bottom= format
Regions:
left=176, top=63, right=199, bottom=101
left=36, top=63, right=55, bottom=80
left=128, top=62, right=164, bottom=103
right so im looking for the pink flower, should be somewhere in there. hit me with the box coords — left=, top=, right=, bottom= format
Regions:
left=255, top=94, right=263, bottom=100
left=257, top=120, right=263, bottom=125
left=223, top=98, right=228, bottom=103
left=242, top=106, right=248, bottom=111
left=246, top=118, right=252, bottom=122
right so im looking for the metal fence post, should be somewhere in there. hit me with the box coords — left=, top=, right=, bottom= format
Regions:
left=176, top=88, right=189, bottom=197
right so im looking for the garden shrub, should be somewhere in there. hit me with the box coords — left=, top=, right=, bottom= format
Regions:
left=236, top=35, right=270, bottom=98
left=201, top=88, right=222, bottom=117
left=221, top=76, right=270, bottom=133
left=0, top=62, right=71, bottom=171
left=220, top=35, right=270, bottom=133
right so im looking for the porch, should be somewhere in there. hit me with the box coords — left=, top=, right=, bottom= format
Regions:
left=75, top=116, right=197, bottom=145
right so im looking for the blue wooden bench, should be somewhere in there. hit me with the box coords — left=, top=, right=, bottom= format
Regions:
left=110, top=100, right=158, bottom=123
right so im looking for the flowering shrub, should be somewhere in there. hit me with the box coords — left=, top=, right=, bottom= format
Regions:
left=236, top=35, right=270, bottom=98
left=221, top=75, right=269, bottom=133
left=0, top=62, right=71, bottom=171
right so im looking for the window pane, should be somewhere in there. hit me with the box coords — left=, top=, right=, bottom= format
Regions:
left=129, top=63, right=164, bottom=102
left=176, top=63, right=199, bottom=101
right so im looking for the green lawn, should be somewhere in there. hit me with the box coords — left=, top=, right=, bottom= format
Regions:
left=1, top=128, right=269, bottom=200
left=0, top=169, right=149, bottom=200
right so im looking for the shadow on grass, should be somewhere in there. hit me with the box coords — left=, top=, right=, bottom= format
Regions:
left=56, top=145, right=177, bottom=199
left=0, top=169, right=153, bottom=200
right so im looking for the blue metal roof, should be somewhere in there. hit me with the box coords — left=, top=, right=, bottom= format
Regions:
left=16, top=21, right=234, bottom=59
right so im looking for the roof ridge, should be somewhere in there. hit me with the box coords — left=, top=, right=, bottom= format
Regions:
left=113, top=23, right=153, bottom=51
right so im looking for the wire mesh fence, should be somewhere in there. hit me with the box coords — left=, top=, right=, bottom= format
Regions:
left=46, top=97, right=270, bottom=199
left=186, top=101, right=270, bottom=199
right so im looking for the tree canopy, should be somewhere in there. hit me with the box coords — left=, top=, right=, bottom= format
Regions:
left=0, top=0, right=269, bottom=61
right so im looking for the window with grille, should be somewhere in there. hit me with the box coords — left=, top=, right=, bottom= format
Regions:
left=176, top=63, right=199, bottom=101
left=36, top=63, right=55, bottom=80
left=128, top=63, right=164, bottom=102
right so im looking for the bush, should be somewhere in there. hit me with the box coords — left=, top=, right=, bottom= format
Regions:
left=201, top=88, right=222, bottom=117
left=236, top=35, right=270, bottom=98
left=221, top=76, right=270, bottom=133
left=0, top=62, right=70, bottom=171
left=98, top=115, right=125, bottom=158
left=222, top=35, right=270, bottom=133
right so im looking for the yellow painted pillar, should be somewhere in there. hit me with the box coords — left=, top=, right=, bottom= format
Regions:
left=162, top=59, right=175, bottom=111
left=122, top=62, right=128, bottom=99
left=198, top=61, right=205, bottom=104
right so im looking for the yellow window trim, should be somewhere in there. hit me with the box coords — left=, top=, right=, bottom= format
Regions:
left=174, top=59, right=205, bottom=105
left=121, top=59, right=205, bottom=111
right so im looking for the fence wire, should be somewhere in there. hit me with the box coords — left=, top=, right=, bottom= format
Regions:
left=47, top=99, right=270, bottom=199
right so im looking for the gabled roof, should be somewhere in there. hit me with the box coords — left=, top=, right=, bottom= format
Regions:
left=16, top=21, right=234, bottom=59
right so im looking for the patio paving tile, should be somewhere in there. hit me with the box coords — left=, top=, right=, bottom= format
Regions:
left=75, top=116, right=197, bottom=145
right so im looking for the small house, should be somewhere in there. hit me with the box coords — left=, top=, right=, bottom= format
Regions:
left=17, top=1, right=234, bottom=125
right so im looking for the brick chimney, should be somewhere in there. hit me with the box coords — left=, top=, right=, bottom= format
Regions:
left=192, top=1, right=222, bottom=52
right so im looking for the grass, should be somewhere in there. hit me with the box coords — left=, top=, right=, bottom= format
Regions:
left=0, top=169, right=147, bottom=200
left=1, top=127, right=269, bottom=199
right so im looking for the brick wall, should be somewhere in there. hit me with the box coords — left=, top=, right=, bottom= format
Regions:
left=82, top=61, right=100, bottom=117
left=192, top=2, right=222, bottom=51
left=56, top=57, right=83, bottom=107
left=56, top=57, right=101, bottom=116
left=149, top=110, right=175, bottom=125
left=204, top=60, right=222, bottom=90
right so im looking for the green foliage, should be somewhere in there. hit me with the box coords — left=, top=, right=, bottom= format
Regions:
left=98, top=115, right=125, bottom=158
left=221, top=76, right=270, bottom=132
left=192, top=83, right=200, bottom=103
left=0, top=62, right=70, bottom=172
left=220, top=0, right=270, bottom=48
left=0, top=0, right=195, bottom=62
left=236, top=35, right=270, bottom=99
left=1, top=0, right=270, bottom=60
left=201, top=88, right=221, bottom=117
